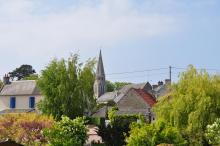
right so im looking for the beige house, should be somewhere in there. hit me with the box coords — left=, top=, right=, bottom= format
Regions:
left=0, top=75, right=43, bottom=114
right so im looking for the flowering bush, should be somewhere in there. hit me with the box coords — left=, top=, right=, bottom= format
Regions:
left=0, top=113, right=54, bottom=146
left=205, top=118, right=220, bottom=145
left=44, top=116, right=88, bottom=146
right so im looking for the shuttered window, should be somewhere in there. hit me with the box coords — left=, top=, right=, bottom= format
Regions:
left=10, top=97, right=16, bottom=109
left=29, top=97, right=35, bottom=108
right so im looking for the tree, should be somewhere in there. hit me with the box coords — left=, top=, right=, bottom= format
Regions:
left=126, top=120, right=186, bottom=146
left=153, top=65, right=220, bottom=145
left=44, top=116, right=88, bottom=146
left=98, top=107, right=142, bottom=146
left=37, top=54, right=96, bottom=120
left=205, top=118, right=220, bottom=145
left=114, top=82, right=131, bottom=90
left=9, top=64, right=36, bottom=80
left=106, top=80, right=115, bottom=92
left=105, top=81, right=132, bottom=92
left=23, top=74, right=39, bottom=80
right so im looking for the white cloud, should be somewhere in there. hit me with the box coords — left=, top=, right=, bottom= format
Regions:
left=0, top=0, right=179, bottom=75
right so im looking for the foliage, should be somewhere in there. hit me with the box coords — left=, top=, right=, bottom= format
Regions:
left=86, top=117, right=105, bottom=126
left=106, top=81, right=131, bottom=92
left=98, top=107, right=142, bottom=146
left=0, top=113, right=54, bottom=146
left=205, top=118, right=220, bottom=145
left=23, top=74, right=39, bottom=80
left=9, top=64, right=36, bottom=80
left=126, top=119, right=186, bottom=146
left=114, top=82, right=131, bottom=90
left=44, top=116, right=88, bottom=146
left=106, top=80, right=115, bottom=92
left=0, top=79, right=3, bottom=89
left=38, top=54, right=96, bottom=120
left=153, top=65, right=220, bottom=145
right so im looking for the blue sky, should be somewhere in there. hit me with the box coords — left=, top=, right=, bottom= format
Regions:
left=0, top=0, right=220, bottom=83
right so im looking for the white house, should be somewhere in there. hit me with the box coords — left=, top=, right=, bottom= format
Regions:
left=0, top=75, right=43, bottom=114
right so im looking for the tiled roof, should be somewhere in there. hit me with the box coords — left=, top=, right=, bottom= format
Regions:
left=0, top=80, right=40, bottom=96
left=134, top=89, right=157, bottom=107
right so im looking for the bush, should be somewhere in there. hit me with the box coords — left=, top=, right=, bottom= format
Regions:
left=126, top=119, right=186, bottom=146
left=205, top=118, right=220, bottom=145
left=44, top=116, right=88, bottom=146
left=86, top=117, right=105, bottom=126
left=98, top=107, right=143, bottom=146
left=0, top=113, right=54, bottom=146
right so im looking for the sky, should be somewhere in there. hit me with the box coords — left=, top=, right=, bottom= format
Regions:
left=0, top=0, right=220, bottom=84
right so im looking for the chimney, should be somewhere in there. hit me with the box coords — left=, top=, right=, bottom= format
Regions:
left=3, top=74, right=10, bottom=85
left=165, top=79, right=171, bottom=85
left=158, top=81, right=164, bottom=86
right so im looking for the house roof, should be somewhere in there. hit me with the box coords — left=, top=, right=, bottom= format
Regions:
left=97, top=82, right=151, bottom=104
left=134, top=89, right=157, bottom=107
left=97, top=92, right=117, bottom=103
left=0, top=80, right=40, bottom=96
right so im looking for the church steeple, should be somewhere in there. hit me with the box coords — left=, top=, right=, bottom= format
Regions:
left=94, top=50, right=106, bottom=98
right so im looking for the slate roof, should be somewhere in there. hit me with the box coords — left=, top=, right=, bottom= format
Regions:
left=96, top=92, right=117, bottom=103
left=96, top=50, right=105, bottom=78
left=92, top=106, right=112, bottom=118
left=0, top=80, right=40, bottom=96
left=97, top=82, right=150, bottom=104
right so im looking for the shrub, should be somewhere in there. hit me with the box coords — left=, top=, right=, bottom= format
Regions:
left=205, top=118, right=220, bottom=145
left=44, top=116, right=88, bottom=146
left=126, top=119, right=186, bottom=146
left=98, top=107, right=143, bottom=146
left=0, top=113, right=54, bottom=146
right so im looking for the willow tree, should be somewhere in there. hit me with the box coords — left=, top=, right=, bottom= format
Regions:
left=37, top=54, right=96, bottom=120
left=153, top=65, right=220, bottom=145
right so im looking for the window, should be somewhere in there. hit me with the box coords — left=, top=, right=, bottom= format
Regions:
left=29, top=97, right=35, bottom=108
left=10, top=97, right=16, bottom=109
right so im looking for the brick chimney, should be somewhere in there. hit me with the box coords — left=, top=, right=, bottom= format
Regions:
left=3, top=74, right=10, bottom=85
left=165, top=79, right=171, bottom=85
left=158, top=81, right=164, bottom=86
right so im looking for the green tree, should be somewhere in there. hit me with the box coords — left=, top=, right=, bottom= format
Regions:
left=126, top=120, right=186, bottom=146
left=23, top=74, right=39, bottom=80
left=44, top=116, right=88, bottom=146
left=106, top=80, right=115, bottom=92
left=37, top=54, right=96, bottom=119
left=114, top=82, right=131, bottom=90
left=105, top=81, right=131, bottom=92
left=9, top=64, right=36, bottom=80
left=205, top=118, right=220, bottom=145
left=153, top=65, right=220, bottom=145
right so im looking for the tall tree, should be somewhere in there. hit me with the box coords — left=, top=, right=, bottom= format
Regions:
left=37, top=54, right=96, bottom=120
left=153, top=65, right=220, bottom=145
left=9, top=64, right=36, bottom=80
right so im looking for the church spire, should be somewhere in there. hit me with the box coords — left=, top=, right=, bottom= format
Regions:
left=94, top=50, right=106, bottom=98
left=96, top=50, right=105, bottom=78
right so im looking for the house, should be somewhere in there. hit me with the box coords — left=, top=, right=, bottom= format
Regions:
left=0, top=75, right=42, bottom=114
left=93, top=51, right=158, bottom=120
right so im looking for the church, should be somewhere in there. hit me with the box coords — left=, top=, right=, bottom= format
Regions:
left=93, top=51, right=170, bottom=120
